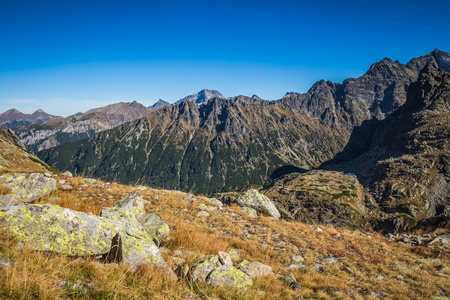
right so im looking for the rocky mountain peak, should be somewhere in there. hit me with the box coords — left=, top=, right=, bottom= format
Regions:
left=403, top=62, right=450, bottom=113
left=177, top=89, right=224, bottom=105
left=150, top=99, right=171, bottom=110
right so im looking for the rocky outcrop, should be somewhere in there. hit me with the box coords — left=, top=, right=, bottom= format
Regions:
left=0, top=173, right=57, bottom=205
left=0, top=192, right=170, bottom=269
left=263, top=170, right=372, bottom=228
left=0, top=126, right=26, bottom=150
left=0, top=127, right=54, bottom=174
left=236, top=189, right=281, bottom=219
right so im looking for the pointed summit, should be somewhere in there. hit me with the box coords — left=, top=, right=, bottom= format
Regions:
left=150, top=99, right=171, bottom=110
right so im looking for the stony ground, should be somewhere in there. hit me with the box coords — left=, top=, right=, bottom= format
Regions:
left=1, top=172, right=449, bottom=299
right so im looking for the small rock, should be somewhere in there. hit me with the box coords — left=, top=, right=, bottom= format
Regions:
left=206, top=265, right=253, bottom=289
left=218, top=251, right=233, bottom=266
left=174, top=264, right=190, bottom=279
left=63, top=171, right=73, bottom=177
left=321, top=257, right=338, bottom=264
left=184, top=193, right=195, bottom=201
left=392, top=262, right=412, bottom=271
left=376, top=275, right=385, bottom=280
left=58, top=180, right=66, bottom=184
left=205, top=198, right=223, bottom=207
left=316, top=227, right=323, bottom=232
left=291, top=255, right=304, bottom=266
left=236, top=189, right=281, bottom=219
left=279, top=273, right=301, bottom=291
left=198, top=203, right=216, bottom=211
left=370, top=291, right=382, bottom=299
left=44, top=172, right=53, bottom=177
left=237, top=260, right=273, bottom=278
left=396, top=275, right=405, bottom=281
left=287, top=264, right=303, bottom=270
left=228, top=248, right=241, bottom=262
left=60, top=184, right=73, bottom=190
left=0, top=258, right=13, bottom=268
left=197, top=211, right=210, bottom=218
left=313, top=263, right=323, bottom=270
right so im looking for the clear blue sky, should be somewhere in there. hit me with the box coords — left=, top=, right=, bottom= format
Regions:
left=1, top=0, right=449, bottom=116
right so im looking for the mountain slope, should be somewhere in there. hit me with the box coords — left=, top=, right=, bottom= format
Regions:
left=38, top=97, right=345, bottom=194
left=0, top=126, right=53, bottom=174
left=0, top=109, right=61, bottom=129
left=14, top=101, right=151, bottom=152
left=323, top=62, right=450, bottom=231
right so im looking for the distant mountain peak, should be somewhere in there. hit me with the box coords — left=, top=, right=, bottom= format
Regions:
left=176, top=89, right=224, bottom=105
left=150, top=99, right=171, bottom=110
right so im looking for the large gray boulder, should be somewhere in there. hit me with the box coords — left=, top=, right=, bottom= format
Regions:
left=0, top=173, right=56, bottom=205
left=0, top=192, right=169, bottom=269
left=236, top=189, right=281, bottom=219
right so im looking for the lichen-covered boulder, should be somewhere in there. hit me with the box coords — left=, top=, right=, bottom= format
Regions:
left=236, top=189, right=280, bottom=219
left=0, top=192, right=169, bottom=269
left=0, top=173, right=56, bottom=205
left=0, top=204, right=116, bottom=255
left=237, top=260, right=273, bottom=278
left=191, top=255, right=222, bottom=282
left=143, top=213, right=169, bottom=246
left=206, top=265, right=253, bottom=289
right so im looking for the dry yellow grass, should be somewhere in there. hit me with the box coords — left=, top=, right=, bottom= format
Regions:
left=1, top=174, right=450, bottom=299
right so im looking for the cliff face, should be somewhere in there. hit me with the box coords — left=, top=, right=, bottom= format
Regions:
left=323, top=62, right=450, bottom=232
left=14, top=101, right=151, bottom=152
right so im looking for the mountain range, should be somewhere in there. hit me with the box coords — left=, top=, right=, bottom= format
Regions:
left=0, top=109, right=61, bottom=129
left=38, top=50, right=449, bottom=197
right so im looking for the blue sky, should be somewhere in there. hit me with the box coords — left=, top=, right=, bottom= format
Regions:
left=1, top=0, right=449, bottom=116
